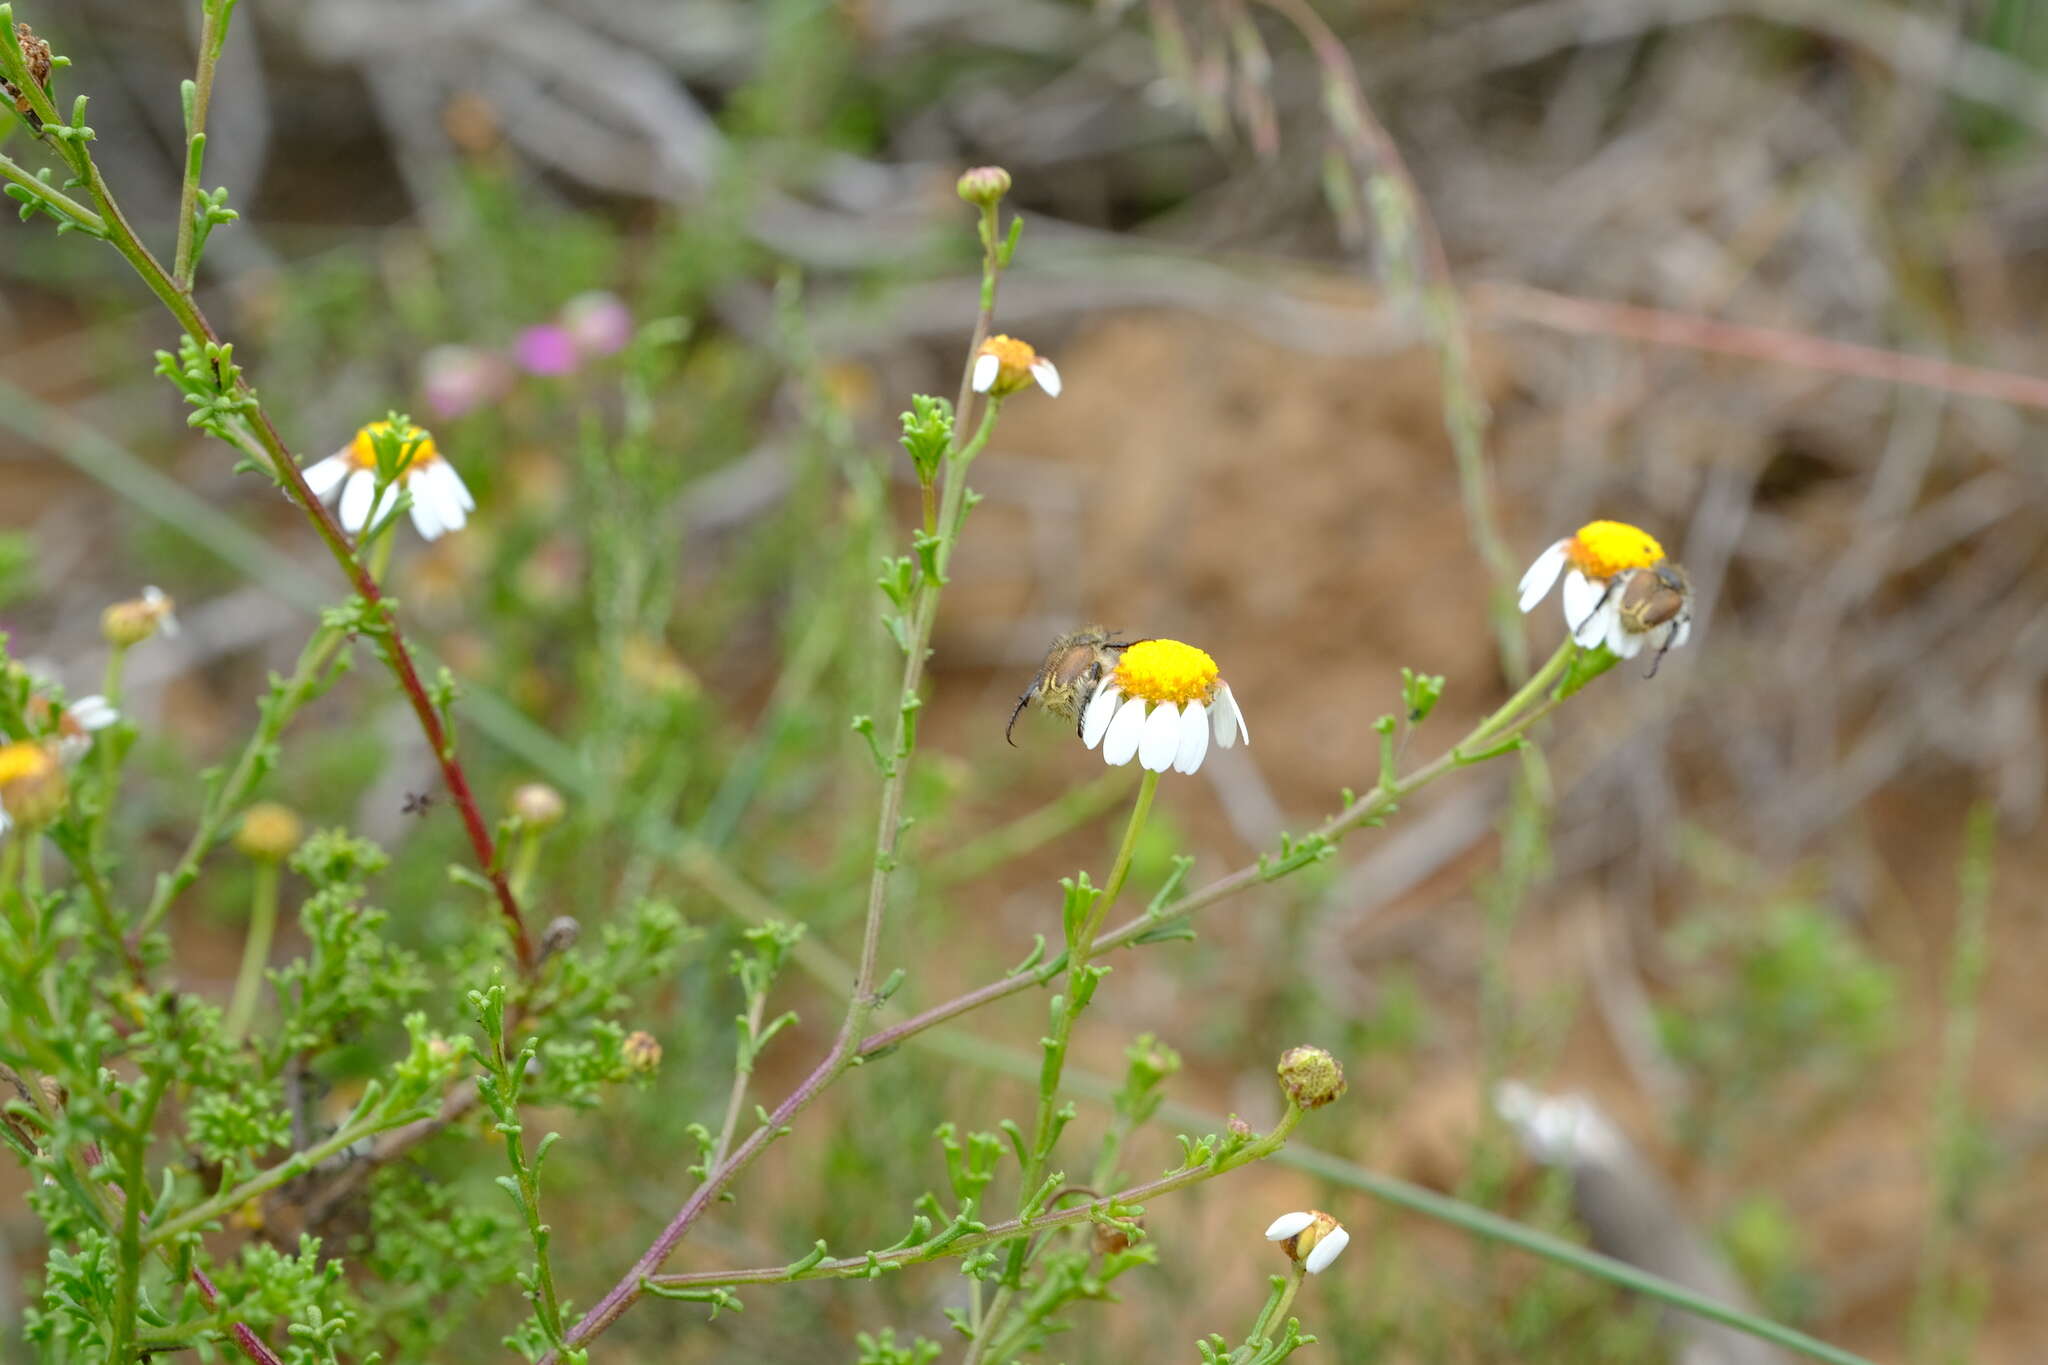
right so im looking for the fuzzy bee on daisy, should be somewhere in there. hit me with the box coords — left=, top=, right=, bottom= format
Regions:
left=1517, top=519, right=1694, bottom=675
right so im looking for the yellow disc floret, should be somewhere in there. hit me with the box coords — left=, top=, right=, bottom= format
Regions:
left=1566, top=520, right=1664, bottom=580
left=977, top=335, right=1042, bottom=395
left=1113, top=639, right=1220, bottom=707
left=0, top=740, right=66, bottom=826
left=0, top=741, right=53, bottom=786
left=348, top=420, right=440, bottom=475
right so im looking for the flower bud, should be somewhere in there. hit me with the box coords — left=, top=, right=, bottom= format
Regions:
left=0, top=741, right=67, bottom=830
left=234, top=803, right=304, bottom=861
left=1264, top=1209, right=1350, bottom=1275
left=1276, top=1045, right=1346, bottom=1110
left=511, top=782, right=567, bottom=829
left=622, top=1030, right=662, bottom=1075
left=955, top=165, right=1012, bottom=208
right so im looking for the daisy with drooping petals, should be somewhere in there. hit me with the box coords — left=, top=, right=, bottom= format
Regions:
left=1517, top=520, right=1667, bottom=650
left=304, top=420, right=475, bottom=542
left=1080, top=638, right=1247, bottom=775
left=971, top=335, right=1061, bottom=399
left=1264, top=1209, right=1350, bottom=1275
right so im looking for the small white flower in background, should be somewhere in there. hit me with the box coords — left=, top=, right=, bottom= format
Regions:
left=1517, top=520, right=1692, bottom=667
left=305, top=419, right=475, bottom=541
left=1492, top=1080, right=1626, bottom=1166
left=1265, top=1209, right=1349, bottom=1275
left=971, top=334, right=1061, bottom=399
left=1081, top=638, right=1247, bottom=775
left=140, top=586, right=179, bottom=639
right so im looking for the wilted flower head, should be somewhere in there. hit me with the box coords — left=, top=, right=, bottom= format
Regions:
left=305, top=420, right=475, bottom=541
left=560, top=291, right=632, bottom=358
left=511, top=782, right=567, bottom=829
left=419, top=344, right=510, bottom=420
left=1276, top=1045, right=1347, bottom=1110
left=971, top=335, right=1061, bottom=399
left=621, top=1030, right=662, bottom=1075
left=8, top=23, right=52, bottom=117
left=102, top=586, right=179, bottom=646
left=0, top=740, right=67, bottom=834
left=234, top=802, right=304, bottom=861
left=1264, top=1209, right=1349, bottom=1274
left=1081, top=639, right=1247, bottom=775
left=1517, top=520, right=1679, bottom=655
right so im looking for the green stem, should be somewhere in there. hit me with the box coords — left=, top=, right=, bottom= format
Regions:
left=88, top=643, right=129, bottom=860
left=1245, top=1268, right=1305, bottom=1352
left=172, top=0, right=228, bottom=285
left=133, top=625, right=340, bottom=942
left=649, top=1105, right=1303, bottom=1293
left=144, top=1099, right=406, bottom=1249
left=0, top=149, right=103, bottom=231
left=223, top=858, right=278, bottom=1041
left=972, top=769, right=1158, bottom=1364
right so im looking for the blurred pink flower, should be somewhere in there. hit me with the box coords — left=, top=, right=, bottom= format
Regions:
left=515, top=325, right=579, bottom=377
left=561, top=290, right=632, bottom=358
left=420, top=344, right=510, bottom=419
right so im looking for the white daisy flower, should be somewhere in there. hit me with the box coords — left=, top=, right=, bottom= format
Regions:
left=1264, top=1209, right=1350, bottom=1275
left=1079, top=638, right=1247, bottom=775
left=304, top=419, right=475, bottom=542
left=1493, top=1080, right=1626, bottom=1166
left=102, top=586, right=179, bottom=646
left=970, top=334, right=1061, bottom=399
left=1517, top=519, right=1669, bottom=652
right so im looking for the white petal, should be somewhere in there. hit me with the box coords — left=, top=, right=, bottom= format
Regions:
left=1174, top=700, right=1210, bottom=773
left=303, top=453, right=352, bottom=500
left=1212, top=683, right=1248, bottom=748
left=69, top=697, right=118, bottom=731
left=1101, top=697, right=1148, bottom=767
left=1138, top=701, right=1180, bottom=772
left=408, top=485, right=444, bottom=540
left=1646, top=621, right=1674, bottom=652
left=971, top=351, right=999, bottom=394
left=1304, top=1225, right=1350, bottom=1274
left=0, top=807, right=10, bottom=836
left=1029, top=357, right=1062, bottom=397
left=1516, top=541, right=1568, bottom=613
left=1672, top=618, right=1692, bottom=648
left=1265, top=1212, right=1314, bottom=1242
left=1081, top=682, right=1121, bottom=750
left=1607, top=608, right=1643, bottom=658
left=434, top=459, right=476, bottom=515
left=143, top=585, right=180, bottom=638
left=1561, top=570, right=1604, bottom=642
left=338, top=469, right=378, bottom=533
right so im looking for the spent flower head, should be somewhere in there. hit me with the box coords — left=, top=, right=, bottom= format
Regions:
left=971, top=335, right=1061, bottom=399
left=1081, top=638, right=1248, bottom=774
left=1518, top=520, right=1691, bottom=660
left=305, top=419, right=475, bottom=542
left=1276, top=1045, right=1347, bottom=1110
left=1264, top=1209, right=1350, bottom=1275
left=621, top=1030, right=663, bottom=1075
left=511, top=782, right=567, bottom=829
left=234, top=802, right=305, bottom=861
left=102, top=585, right=179, bottom=646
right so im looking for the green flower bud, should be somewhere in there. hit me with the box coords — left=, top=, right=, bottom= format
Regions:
left=1276, top=1045, right=1346, bottom=1110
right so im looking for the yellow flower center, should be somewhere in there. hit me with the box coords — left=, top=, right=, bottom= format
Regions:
left=347, top=420, right=441, bottom=477
left=0, top=740, right=55, bottom=786
left=978, top=334, right=1041, bottom=393
left=1566, top=520, right=1665, bottom=580
left=1113, top=639, right=1220, bottom=707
